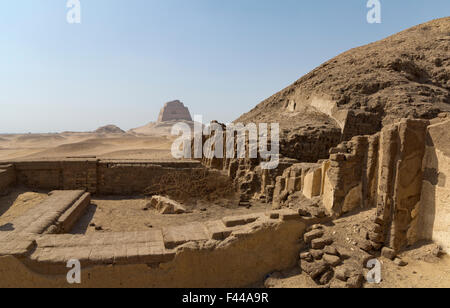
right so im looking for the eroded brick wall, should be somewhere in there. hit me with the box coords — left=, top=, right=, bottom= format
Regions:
left=0, top=164, right=16, bottom=195
left=6, top=159, right=221, bottom=197
left=12, top=160, right=98, bottom=193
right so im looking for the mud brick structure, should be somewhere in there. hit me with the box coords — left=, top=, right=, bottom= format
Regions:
left=198, top=118, right=449, bottom=256
left=157, top=100, right=192, bottom=122
left=0, top=118, right=449, bottom=287
left=0, top=164, right=15, bottom=196
left=0, top=190, right=327, bottom=287
left=5, top=159, right=206, bottom=196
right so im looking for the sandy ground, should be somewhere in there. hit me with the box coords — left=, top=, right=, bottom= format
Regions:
left=0, top=132, right=175, bottom=161
left=261, top=208, right=450, bottom=288
left=0, top=188, right=48, bottom=230
left=71, top=197, right=270, bottom=234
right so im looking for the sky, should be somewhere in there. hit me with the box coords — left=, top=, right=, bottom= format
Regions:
left=0, top=0, right=449, bottom=133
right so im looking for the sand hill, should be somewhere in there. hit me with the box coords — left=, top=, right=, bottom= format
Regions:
left=236, top=17, right=450, bottom=138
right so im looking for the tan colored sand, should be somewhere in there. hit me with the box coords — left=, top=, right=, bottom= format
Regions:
left=0, top=132, right=176, bottom=161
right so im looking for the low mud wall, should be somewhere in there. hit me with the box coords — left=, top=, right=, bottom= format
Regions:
left=0, top=164, right=16, bottom=195
left=4, top=159, right=228, bottom=197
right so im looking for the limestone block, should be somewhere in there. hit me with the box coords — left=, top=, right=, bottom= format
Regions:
left=148, top=196, right=186, bottom=214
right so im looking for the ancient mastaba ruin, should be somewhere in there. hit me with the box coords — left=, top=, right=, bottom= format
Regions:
left=157, top=100, right=193, bottom=122
left=0, top=18, right=449, bottom=289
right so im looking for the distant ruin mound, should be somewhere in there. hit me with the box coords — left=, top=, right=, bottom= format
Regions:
left=129, top=100, right=195, bottom=136
left=95, top=125, right=125, bottom=134
left=157, top=100, right=192, bottom=122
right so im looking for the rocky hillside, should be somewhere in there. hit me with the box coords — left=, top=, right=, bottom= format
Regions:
left=235, top=17, right=450, bottom=161
left=94, top=125, right=125, bottom=134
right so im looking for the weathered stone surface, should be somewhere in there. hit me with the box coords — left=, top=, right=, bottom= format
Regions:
left=335, top=265, right=359, bottom=282
left=346, top=274, right=364, bottom=288
left=303, top=168, right=322, bottom=199
left=311, top=237, right=333, bottom=250
left=381, top=247, right=396, bottom=260
left=323, top=246, right=339, bottom=256
left=323, top=254, right=341, bottom=266
left=304, top=229, right=324, bottom=243
left=394, top=258, right=408, bottom=267
left=148, top=196, right=186, bottom=214
left=319, top=270, right=334, bottom=285
left=310, top=249, right=324, bottom=260
left=300, top=260, right=329, bottom=280
left=420, top=119, right=450, bottom=254
left=300, top=252, right=313, bottom=262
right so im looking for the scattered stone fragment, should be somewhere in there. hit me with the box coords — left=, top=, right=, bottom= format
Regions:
left=300, top=252, right=313, bottom=262
left=346, top=274, right=364, bottom=288
left=368, top=231, right=384, bottom=243
left=300, top=260, right=329, bottom=279
left=357, top=239, right=373, bottom=252
left=319, top=270, right=334, bottom=285
left=304, top=229, right=324, bottom=243
left=311, top=237, right=333, bottom=249
left=148, top=195, right=186, bottom=214
left=310, top=249, right=324, bottom=260
left=394, top=258, right=408, bottom=267
left=307, top=224, right=323, bottom=232
left=324, top=246, right=339, bottom=256
left=323, top=254, right=341, bottom=266
left=298, top=208, right=311, bottom=217
left=335, top=265, right=361, bottom=282
left=335, top=266, right=350, bottom=281
left=335, top=246, right=352, bottom=260
left=310, top=261, right=330, bottom=280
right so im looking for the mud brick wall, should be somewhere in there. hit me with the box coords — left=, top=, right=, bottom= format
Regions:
left=280, top=128, right=342, bottom=163
left=12, top=160, right=98, bottom=193
left=0, top=164, right=16, bottom=195
left=7, top=159, right=206, bottom=196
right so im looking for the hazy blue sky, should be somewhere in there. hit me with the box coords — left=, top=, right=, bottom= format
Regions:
left=1, top=0, right=449, bottom=133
